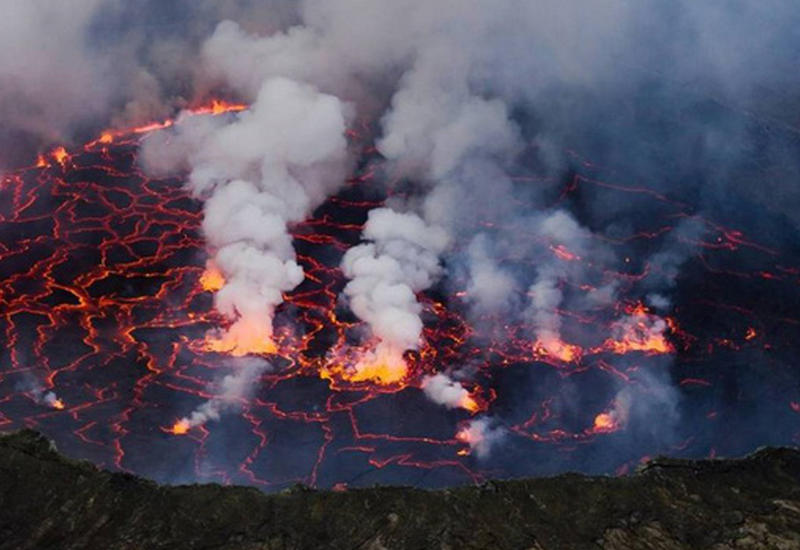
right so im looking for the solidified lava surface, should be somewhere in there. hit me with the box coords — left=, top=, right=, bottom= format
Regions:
left=1, top=111, right=799, bottom=490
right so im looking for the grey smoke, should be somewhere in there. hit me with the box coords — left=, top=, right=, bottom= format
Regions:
left=457, top=416, right=506, bottom=460
left=422, top=373, right=473, bottom=410
left=176, top=357, right=272, bottom=430
left=341, top=208, right=449, bottom=367
left=142, top=77, right=350, bottom=351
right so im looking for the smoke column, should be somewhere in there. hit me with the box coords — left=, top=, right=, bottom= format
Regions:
left=339, top=208, right=449, bottom=382
left=171, top=358, right=272, bottom=434
left=142, top=77, right=350, bottom=354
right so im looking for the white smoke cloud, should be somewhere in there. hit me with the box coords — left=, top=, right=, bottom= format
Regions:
left=527, top=269, right=566, bottom=350
left=14, top=375, right=63, bottom=409
left=142, top=77, right=350, bottom=352
left=456, top=417, right=505, bottom=459
left=422, top=373, right=472, bottom=410
left=0, top=1, right=112, bottom=148
left=642, top=218, right=707, bottom=310
left=174, top=357, right=271, bottom=430
left=463, top=234, right=518, bottom=315
left=599, top=367, right=681, bottom=439
left=341, top=208, right=449, bottom=364
left=524, top=210, right=610, bottom=349
left=196, top=1, right=690, bottom=368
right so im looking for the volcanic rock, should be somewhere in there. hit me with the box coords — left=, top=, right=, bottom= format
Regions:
left=1, top=430, right=799, bottom=549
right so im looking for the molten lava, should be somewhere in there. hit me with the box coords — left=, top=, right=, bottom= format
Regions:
left=592, top=413, right=618, bottom=433
left=600, top=304, right=674, bottom=355
left=199, top=261, right=225, bottom=292
left=534, top=337, right=584, bottom=363
left=550, top=244, right=580, bottom=262
left=203, top=319, right=278, bottom=357
left=51, top=146, right=69, bottom=167
left=322, top=344, right=409, bottom=386
left=459, top=394, right=480, bottom=414
left=170, top=420, right=190, bottom=435
left=0, top=97, right=797, bottom=490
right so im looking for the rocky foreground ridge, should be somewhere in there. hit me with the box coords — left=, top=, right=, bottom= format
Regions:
left=1, top=430, right=800, bottom=549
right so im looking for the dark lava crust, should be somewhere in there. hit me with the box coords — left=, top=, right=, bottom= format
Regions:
left=2, top=430, right=799, bottom=549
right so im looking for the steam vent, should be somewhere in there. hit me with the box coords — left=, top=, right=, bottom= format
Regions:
left=2, top=2, right=800, bottom=549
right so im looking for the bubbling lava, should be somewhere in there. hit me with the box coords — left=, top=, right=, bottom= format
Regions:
left=0, top=104, right=798, bottom=489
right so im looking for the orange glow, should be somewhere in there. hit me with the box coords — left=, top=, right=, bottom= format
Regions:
left=455, top=424, right=483, bottom=456
left=456, top=426, right=473, bottom=444
left=204, top=319, right=277, bottom=357
left=35, top=154, right=48, bottom=168
left=322, top=345, right=409, bottom=386
left=211, top=99, right=248, bottom=115
left=600, top=305, right=674, bottom=355
left=52, top=146, right=69, bottom=167
left=550, top=244, right=580, bottom=261
left=627, top=302, right=650, bottom=316
left=459, top=394, right=480, bottom=413
left=186, top=98, right=249, bottom=117
left=349, top=348, right=408, bottom=385
left=132, top=120, right=174, bottom=135
left=601, top=332, right=672, bottom=355
left=99, top=132, right=114, bottom=144
left=534, top=337, right=583, bottom=363
left=200, top=261, right=225, bottom=292
left=592, top=413, right=616, bottom=432
left=51, top=398, right=65, bottom=410
left=745, top=327, right=757, bottom=341
left=170, top=419, right=190, bottom=435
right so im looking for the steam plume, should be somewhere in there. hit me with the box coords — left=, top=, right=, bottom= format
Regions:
left=456, top=417, right=506, bottom=459
left=421, top=373, right=476, bottom=411
left=340, top=208, right=449, bottom=378
left=143, top=77, right=350, bottom=353
left=171, top=357, right=271, bottom=433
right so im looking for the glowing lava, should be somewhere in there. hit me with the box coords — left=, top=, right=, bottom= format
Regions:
left=170, top=420, right=190, bottom=435
left=550, top=244, right=581, bottom=261
left=322, top=344, right=409, bottom=386
left=600, top=304, right=674, bottom=355
left=51, top=146, right=69, bottom=167
left=0, top=94, right=795, bottom=491
left=199, top=261, right=225, bottom=292
left=460, top=394, right=480, bottom=414
left=534, top=337, right=583, bottom=363
left=343, top=346, right=408, bottom=385
left=204, top=319, right=278, bottom=357
left=592, top=413, right=617, bottom=433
